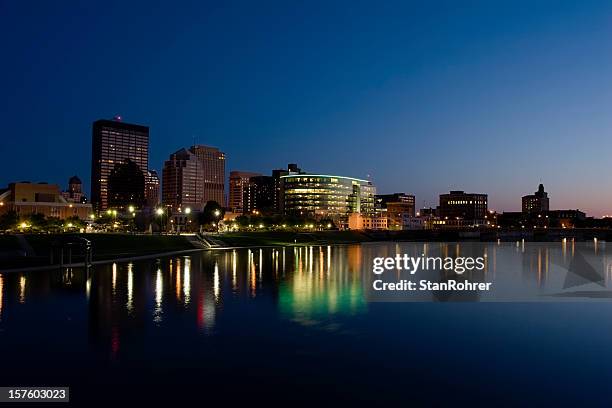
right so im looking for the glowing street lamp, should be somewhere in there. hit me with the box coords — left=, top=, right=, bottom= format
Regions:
left=185, top=207, right=191, bottom=214
left=128, top=205, right=135, bottom=214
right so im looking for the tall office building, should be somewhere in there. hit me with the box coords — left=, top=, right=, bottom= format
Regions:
left=162, top=148, right=201, bottom=212
left=189, top=145, right=226, bottom=206
left=91, top=118, right=149, bottom=211
left=229, top=171, right=261, bottom=213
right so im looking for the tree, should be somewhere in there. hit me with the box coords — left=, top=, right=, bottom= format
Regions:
left=108, top=158, right=145, bottom=209
left=0, top=211, right=18, bottom=231
left=198, top=201, right=225, bottom=226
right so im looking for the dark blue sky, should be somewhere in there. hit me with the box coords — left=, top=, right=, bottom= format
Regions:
left=2, top=0, right=612, bottom=215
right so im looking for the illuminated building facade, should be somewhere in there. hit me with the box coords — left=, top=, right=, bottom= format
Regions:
left=282, top=174, right=376, bottom=223
left=189, top=145, right=226, bottom=206
left=229, top=171, right=261, bottom=213
left=0, top=182, right=92, bottom=220
left=162, top=148, right=202, bottom=212
left=91, top=118, right=149, bottom=212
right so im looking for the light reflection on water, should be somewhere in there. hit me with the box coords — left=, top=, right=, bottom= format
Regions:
left=0, top=242, right=612, bottom=350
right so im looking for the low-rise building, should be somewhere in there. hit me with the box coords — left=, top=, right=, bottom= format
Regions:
left=0, top=182, right=93, bottom=220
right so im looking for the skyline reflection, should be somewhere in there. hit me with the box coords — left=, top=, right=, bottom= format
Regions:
left=0, top=241, right=611, bottom=355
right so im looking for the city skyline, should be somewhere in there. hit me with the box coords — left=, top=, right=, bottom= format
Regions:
left=3, top=1, right=612, bottom=215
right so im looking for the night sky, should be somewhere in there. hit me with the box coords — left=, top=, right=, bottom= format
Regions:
left=2, top=1, right=612, bottom=215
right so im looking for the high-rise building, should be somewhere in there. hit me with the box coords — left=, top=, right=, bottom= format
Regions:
left=522, top=184, right=549, bottom=213
left=229, top=171, right=261, bottom=213
left=91, top=118, right=149, bottom=212
left=438, top=190, right=488, bottom=224
left=161, top=145, right=226, bottom=213
left=145, top=170, right=160, bottom=208
left=189, top=145, right=226, bottom=206
left=243, top=176, right=275, bottom=214
left=282, top=174, right=376, bottom=224
left=162, top=148, right=201, bottom=212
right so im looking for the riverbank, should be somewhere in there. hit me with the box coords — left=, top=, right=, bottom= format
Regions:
left=2, top=228, right=611, bottom=272
left=0, top=233, right=195, bottom=270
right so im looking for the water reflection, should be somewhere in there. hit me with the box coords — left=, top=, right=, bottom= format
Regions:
left=1, top=242, right=612, bottom=356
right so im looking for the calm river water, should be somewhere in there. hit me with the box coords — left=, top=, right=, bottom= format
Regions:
left=1, top=242, right=612, bottom=405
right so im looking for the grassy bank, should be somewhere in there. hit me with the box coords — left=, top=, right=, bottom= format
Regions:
left=0, top=234, right=195, bottom=270
left=216, top=230, right=375, bottom=247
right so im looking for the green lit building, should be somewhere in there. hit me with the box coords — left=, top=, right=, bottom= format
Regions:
left=281, top=174, right=376, bottom=222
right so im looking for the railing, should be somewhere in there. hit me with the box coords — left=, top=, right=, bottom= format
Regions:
left=49, top=237, right=93, bottom=267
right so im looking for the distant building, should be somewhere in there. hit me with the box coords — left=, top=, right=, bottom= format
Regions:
left=162, top=148, right=201, bottom=212
left=273, top=163, right=303, bottom=213
left=229, top=171, right=261, bottom=213
left=189, top=145, right=226, bottom=206
left=107, top=158, right=145, bottom=210
left=0, top=182, right=92, bottom=220
left=348, top=213, right=388, bottom=230
left=162, top=145, right=226, bottom=212
left=243, top=176, right=275, bottom=215
left=498, top=209, right=586, bottom=229
left=437, top=190, right=488, bottom=226
left=376, top=193, right=415, bottom=229
left=522, top=184, right=549, bottom=213
left=61, top=175, right=87, bottom=203
left=145, top=170, right=160, bottom=208
left=282, top=174, right=376, bottom=225
left=91, top=118, right=149, bottom=212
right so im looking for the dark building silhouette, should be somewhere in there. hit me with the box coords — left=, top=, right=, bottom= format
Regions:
left=438, top=191, right=488, bottom=223
left=243, top=176, right=275, bottom=214
left=91, top=118, right=149, bottom=211
left=522, top=183, right=549, bottom=213
left=107, top=159, right=145, bottom=209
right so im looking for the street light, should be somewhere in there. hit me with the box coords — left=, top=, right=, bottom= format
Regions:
left=185, top=207, right=191, bottom=214
left=155, top=208, right=165, bottom=233
left=128, top=205, right=135, bottom=214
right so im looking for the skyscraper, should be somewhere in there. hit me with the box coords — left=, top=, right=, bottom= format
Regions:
left=189, top=145, right=226, bottom=206
left=161, top=145, right=226, bottom=213
left=162, top=148, right=201, bottom=212
left=91, top=118, right=149, bottom=211
left=229, top=171, right=261, bottom=213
